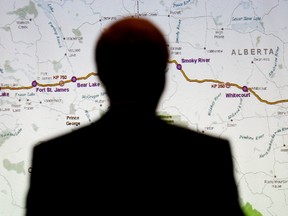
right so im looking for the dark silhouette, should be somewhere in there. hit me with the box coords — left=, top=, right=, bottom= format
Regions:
left=25, top=17, right=244, bottom=215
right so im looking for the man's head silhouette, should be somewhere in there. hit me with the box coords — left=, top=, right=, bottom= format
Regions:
left=95, top=17, right=169, bottom=114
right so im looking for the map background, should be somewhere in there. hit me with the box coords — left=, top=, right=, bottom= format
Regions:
left=1, top=0, right=288, bottom=215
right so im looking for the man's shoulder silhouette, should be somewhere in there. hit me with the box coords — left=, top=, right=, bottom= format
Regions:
left=27, top=117, right=242, bottom=215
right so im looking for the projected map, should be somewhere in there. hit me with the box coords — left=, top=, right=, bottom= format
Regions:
left=1, top=1, right=288, bottom=215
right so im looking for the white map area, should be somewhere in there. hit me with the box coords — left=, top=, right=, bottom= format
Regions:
left=0, top=0, right=288, bottom=215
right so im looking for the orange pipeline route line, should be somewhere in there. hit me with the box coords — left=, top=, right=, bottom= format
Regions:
left=1, top=61, right=288, bottom=105
left=169, top=60, right=288, bottom=105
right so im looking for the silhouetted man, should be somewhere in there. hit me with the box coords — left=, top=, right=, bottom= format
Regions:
left=25, top=17, right=244, bottom=215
